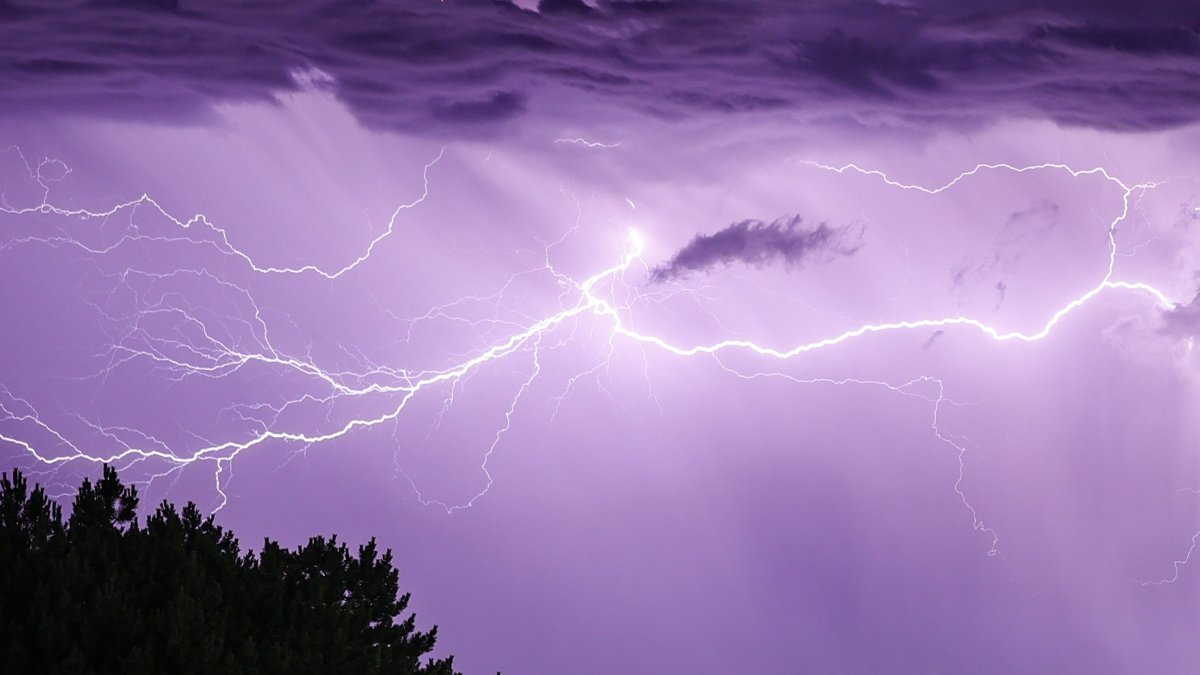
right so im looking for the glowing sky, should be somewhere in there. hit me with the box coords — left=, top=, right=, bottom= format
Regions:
left=3, top=1, right=1200, bottom=673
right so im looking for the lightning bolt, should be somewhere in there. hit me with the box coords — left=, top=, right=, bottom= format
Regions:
left=0, top=146, right=1186, bottom=572
left=1140, top=530, right=1200, bottom=586
left=553, top=137, right=622, bottom=149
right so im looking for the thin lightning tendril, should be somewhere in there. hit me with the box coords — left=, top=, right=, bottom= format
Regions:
left=553, top=137, right=622, bottom=149
left=1140, top=530, right=1200, bottom=586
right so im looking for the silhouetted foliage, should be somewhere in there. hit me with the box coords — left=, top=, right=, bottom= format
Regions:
left=0, top=466, right=459, bottom=674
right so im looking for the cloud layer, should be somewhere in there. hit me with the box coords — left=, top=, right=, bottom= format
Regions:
left=651, top=216, right=862, bottom=282
left=1, top=0, right=1199, bottom=135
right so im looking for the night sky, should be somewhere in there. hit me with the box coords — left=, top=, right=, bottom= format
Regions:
left=3, top=1, right=1200, bottom=672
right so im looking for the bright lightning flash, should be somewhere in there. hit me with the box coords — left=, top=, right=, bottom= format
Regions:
left=0, top=146, right=1187, bottom=575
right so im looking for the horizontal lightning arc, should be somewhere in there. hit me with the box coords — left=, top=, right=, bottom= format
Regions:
left=0, top=151, right=1179, bottom=555
left=609, top=161, right=1174, bottom=358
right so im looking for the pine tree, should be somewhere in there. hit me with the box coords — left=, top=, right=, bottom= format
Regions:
left=0, top=466, right=459, bottom=675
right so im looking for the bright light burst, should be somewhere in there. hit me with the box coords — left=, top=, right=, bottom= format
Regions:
left=0, top=145, right=1183, bottom=570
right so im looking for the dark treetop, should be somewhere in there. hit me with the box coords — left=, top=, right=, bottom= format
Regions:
left=0, top=465, right=460, bottom=675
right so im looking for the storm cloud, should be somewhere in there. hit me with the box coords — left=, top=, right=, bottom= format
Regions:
left=0, top=0, right=1198, bottom=135
left=651, top=216, right=862, bottom=282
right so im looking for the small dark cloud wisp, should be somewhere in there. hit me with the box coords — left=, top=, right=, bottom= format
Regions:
left=650, top=216, right=862, bottom=283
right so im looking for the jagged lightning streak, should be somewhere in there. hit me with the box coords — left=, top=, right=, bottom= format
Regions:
left=0, top=145, right=444, bottom=279
left=1140, top=530, right=1200, bottom=586
left=554, top=137, right=622, bottom=149
left=0, top=147, right=1185, bottom=570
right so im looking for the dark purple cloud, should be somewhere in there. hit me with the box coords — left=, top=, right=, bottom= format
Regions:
left=428, top=91, right=528, bottom=125
left=650, top=216, right=862, bottom=283
left=0, top=0, right=1199, bottom=134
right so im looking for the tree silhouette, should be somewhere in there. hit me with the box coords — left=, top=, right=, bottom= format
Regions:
left=0, top=465, right=459, bottom=674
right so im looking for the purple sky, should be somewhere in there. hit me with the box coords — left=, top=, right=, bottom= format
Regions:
left=3, top=1, right=1200, bottom=673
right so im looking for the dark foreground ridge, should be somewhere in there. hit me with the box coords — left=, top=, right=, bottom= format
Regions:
left=0, top=465, right=460, bottom=675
